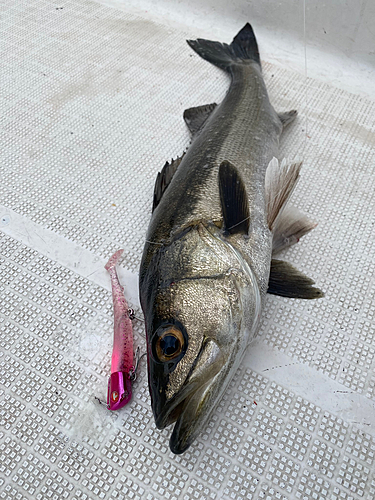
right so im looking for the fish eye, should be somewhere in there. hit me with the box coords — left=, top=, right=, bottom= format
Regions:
left=155, top=326, right=185, bottom=362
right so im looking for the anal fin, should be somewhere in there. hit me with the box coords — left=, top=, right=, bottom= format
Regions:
left=219, top=160, right=250, bottom=235
left=278, top=110, right=298, bottom=128
left=183, top=103, right=217, bottom=137
left=268, top=259, right=324, bottom=299
left=152, top=154, right=185, bottom=212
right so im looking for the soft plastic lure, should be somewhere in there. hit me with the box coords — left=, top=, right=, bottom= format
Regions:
left=105, top=249, right=134, bottom=410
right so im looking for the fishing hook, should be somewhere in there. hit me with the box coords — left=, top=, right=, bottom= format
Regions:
left=129, top=346, right=147, bottom=381
left=128, top=308, right=145, bottom=322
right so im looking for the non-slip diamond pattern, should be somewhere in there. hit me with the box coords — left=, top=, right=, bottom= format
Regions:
left=1, top=0, right=375, bottom=498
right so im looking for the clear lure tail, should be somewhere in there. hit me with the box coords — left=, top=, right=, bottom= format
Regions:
left=105, top=249, right=134, bottom=411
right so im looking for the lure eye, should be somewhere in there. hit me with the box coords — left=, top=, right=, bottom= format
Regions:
left=155, top=326, right=185, bottom=362
left=111, top=391, right=119, bottom=402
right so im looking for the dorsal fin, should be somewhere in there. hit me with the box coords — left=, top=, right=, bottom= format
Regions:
left=218, top=160, right=250, bottom=235
left=152, top=154, right=185, bottom=212
left=183, top=103, right=217, bottom=137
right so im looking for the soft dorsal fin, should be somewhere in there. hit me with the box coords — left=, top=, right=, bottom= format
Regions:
left=152, top=154, right=185, bottom=212
left=183, top=103, right=217, bottom=137
left=265, top=157, right=302, bottom=230
left=268, top=259, right=324, bottom=299
left=218, top=160, right=250, bottom=235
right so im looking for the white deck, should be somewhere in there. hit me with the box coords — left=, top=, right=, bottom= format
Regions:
left=1, top=1, right=375, bottom=499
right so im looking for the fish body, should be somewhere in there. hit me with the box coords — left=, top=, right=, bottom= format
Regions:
left=105, top=249, right=134, bottom=410
left=140, top=23, right=322, bottom=453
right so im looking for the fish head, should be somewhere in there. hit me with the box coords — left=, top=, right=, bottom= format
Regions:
left=141, top=225, right=261, bottom=453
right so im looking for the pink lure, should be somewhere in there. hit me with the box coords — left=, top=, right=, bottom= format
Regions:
left=105, top=249, right=134, bottom=410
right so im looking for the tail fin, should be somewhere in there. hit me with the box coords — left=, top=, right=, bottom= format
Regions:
left=187, top=23, right=260, bottom=72
left=105, top=249, right=124, bottom=271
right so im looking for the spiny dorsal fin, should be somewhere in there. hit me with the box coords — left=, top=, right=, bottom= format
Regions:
left=278, top=110, right=298, bottom=129
left=219, top=160, right=250, bottom=235
left=183, top=103, right=217, bottom=137
left=272, top=205, right=317, bottom=255
left=268, top=259, right=324, bottom=299
left=152, top=154, right=185, bottom=212
left=265, top=157, right=302, bottom=230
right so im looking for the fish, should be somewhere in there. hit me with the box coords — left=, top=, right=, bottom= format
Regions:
left=105, top=249, right=134, bottom=410
left=139, top=23, right=323, bottom=454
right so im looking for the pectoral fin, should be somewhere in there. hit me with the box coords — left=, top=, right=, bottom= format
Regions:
left=272, top=205, right=317, bottom=255
left=219, top=160, right=250, bottom=235
left=265, top=157, right=302, bottom=230
left=265, top=157, right=318, bottom=253
left=183, top=103, right=217, bottom=137
left=268, top=259, right=324, bottom=299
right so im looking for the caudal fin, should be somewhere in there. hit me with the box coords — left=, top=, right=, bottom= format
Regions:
left=187, top=23, right=260, bottom=72
left=105, top=249, right=124, bottom=271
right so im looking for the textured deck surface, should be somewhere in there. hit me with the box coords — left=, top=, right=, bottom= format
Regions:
left=1, top=1, right=375, bottom=499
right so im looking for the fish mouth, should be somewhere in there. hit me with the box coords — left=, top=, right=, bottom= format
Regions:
left=168, top=380, right=213, bottom=454
left=154, top=374, right=207, bottom=429
left=153, top=339, right=225, bottom=454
